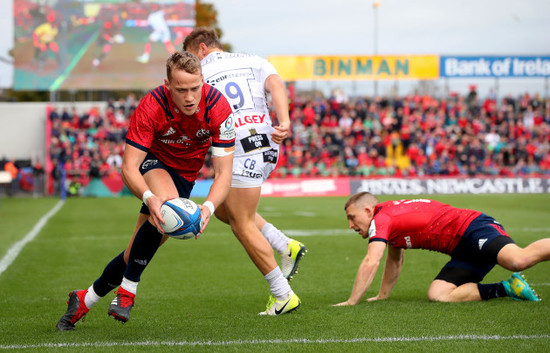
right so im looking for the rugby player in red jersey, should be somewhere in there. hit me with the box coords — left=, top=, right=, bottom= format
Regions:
left=57, top=51, right=235, bottom=330
left=334, top=192, right=548, bottom=306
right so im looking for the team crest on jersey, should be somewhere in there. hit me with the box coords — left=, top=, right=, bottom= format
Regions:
left=196, top=128, right=210, bottom=139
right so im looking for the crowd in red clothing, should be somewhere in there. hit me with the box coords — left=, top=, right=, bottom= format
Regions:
left=48, top=96, right=136, bottom=193
left=272, top=88, right=550, bottom=179
left=48, top=89, right=550, bottom=194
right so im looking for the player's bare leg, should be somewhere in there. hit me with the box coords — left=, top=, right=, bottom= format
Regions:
left=255, top=213, right=306, bottom=280
left=223, top=187, right=277, bottom=275
left=427, top=280, right=481, bottom=302
left=223, top=187, right=300, bottom=315
left=428, top=274, right=541, bottom=303
left=216, top=202, right=305, bottom=279
left=496, top=240, right=550, bottom=272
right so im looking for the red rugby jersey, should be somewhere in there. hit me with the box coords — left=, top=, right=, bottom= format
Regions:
left=368, top=199, right=481, bottom=254
left=126, top=83, right=235, bottom=182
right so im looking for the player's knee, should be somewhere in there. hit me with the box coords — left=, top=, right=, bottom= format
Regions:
left=427, top=281, right=454, bottom=302
left=428, top=291, right=455, bottom=302
left=498, top=248, right=532, bottom=271
left=506, top=257, right=531, bottom=272
left=427, top=291, right=445, bottom=302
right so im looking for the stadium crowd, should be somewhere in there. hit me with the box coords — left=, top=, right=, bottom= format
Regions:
left=42, top=88, right=550, bottom=195
left=275, top=88, right=550, bottom=178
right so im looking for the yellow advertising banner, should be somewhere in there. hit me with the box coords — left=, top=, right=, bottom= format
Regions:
left=267, top=55, right=440, bottom=81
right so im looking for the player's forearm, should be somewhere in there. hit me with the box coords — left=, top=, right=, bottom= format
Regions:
left=266, top=75, right=290, bottom=125
left=377, top=266, right=400, bottom=299
left=121, top=162, right=149, bottom=201
left=206, top=155, right=233, bottom=209
left=347, top=260, right=380, bottom=305
left=377, top=249, right=404, bottom=299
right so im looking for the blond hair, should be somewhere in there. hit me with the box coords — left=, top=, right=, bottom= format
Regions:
left=166, top=51, right=202, bottom=81
left=344, top=192, right=379, bottom=210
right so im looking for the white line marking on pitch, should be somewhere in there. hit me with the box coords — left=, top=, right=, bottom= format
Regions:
left=0, top=200, right=64, bottom=276
left=294, top=211, right=317, bottom=217
left=0, top=334, right=548, bottom=350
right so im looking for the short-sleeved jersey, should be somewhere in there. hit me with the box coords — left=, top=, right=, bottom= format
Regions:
left=200, top=52, right=278, bottom=157
left=368, top=199, right=482, bottom=254
left=125, top=83, right=235, bottom=182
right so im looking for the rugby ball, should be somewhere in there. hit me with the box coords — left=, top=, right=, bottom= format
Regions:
left=160, top=198, right=202, bottom=239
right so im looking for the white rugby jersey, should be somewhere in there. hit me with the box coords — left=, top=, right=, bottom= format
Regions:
left=200, top=51, right=279, bottom=156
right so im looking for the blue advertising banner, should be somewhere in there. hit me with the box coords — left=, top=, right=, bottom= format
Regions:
left=440, top=56, right=550, bottom=78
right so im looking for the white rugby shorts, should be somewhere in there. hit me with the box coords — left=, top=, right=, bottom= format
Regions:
left=231, top=148, right=279, bottom=188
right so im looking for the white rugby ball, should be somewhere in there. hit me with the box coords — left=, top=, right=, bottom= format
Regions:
left=160, top=198, right=202, bottom=239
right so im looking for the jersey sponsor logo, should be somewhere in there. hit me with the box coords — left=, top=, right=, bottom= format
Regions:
left=241, top=133, right=270, bottom=153
left=263, top=149, right=278, bottom=164
left=206, top=74, right=229, bottom=85
left=219, top=114, right=236, bottom=141
left=478, top=238, right=488, bottom=250
left=404, top=236, right=412, bottom=248
left=239, top=169, right=263, bottom=178
left=368, top=220, right=376, bottom=238
left=235, top=114, right=267, bottom=128
left=159, top=134, right=191, bottom=145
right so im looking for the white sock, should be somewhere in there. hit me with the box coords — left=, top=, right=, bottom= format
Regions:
left=261, top=223, right=290, bottom=255
left=120, top=277, right=139, bottom=295
left=264, top=267, right=292, bottom=300
left=84, top=285, right=101, bottom=309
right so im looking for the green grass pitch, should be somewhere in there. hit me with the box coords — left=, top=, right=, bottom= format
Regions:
left=0, top=194, right=549, bottom=352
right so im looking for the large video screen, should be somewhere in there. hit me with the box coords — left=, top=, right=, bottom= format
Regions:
left=13, top=0, right=195, bottom=91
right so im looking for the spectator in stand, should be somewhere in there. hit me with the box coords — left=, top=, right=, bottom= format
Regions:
left=4, top=158, right=19, bottom=196
left=106, top=150, right=123, bottom=171
left=32, top=160, right=45, bottom=196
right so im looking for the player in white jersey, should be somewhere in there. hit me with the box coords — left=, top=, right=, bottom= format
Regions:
left=184, top=27, right=306, bottom=316
left=136, top=6, right=176, bottom=64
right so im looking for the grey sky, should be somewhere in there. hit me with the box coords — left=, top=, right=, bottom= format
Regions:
left=208, top=0, right=550, bottom=98
left=210, top=0, right=549, bottom=57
